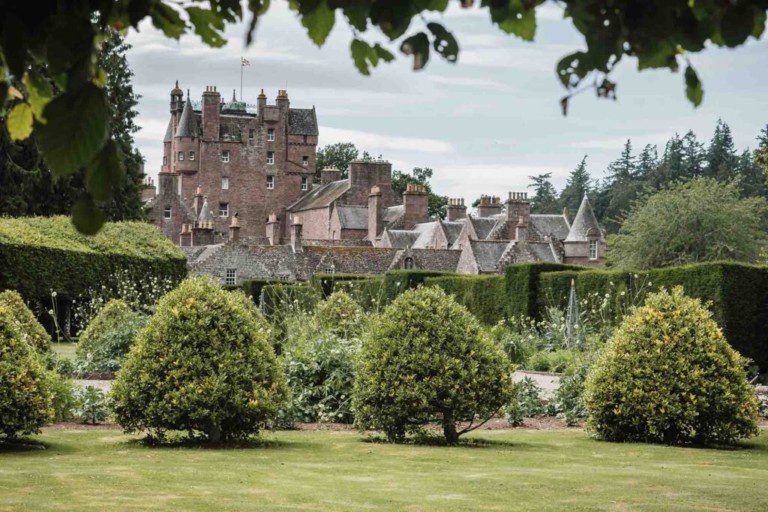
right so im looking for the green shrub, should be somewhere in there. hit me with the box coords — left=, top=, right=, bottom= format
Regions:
left=0, top=305, right=54, bottom=439
left=50, top=373, right=77, bottom=422
left=75, top=299, right=147, bottom=373
left=314, top=291, right=364, bottom=338
left=551, top=360, right=591, bottom=426
left=334, top=277, right=386, bottom=311
left=353, top=286, right=514, bottom=443
left=0, top=217, right=186, bottom=304
left=382, top=270, right=453, bottom=303
left=110, top=278, right=288, bottom=442
left=239, top=279, right=293, bottom=305
left=0, top=290, right=51, bottom=352
left=425, top=275, right=506, bottom=325
left=585, top=287, right=759, bottom=445
left=525, top=349, right=575, bottom=373
left=485, top=321, right=538, bottom=365
left=76, top=386, right=108, bottom=424
left=506, top=377, right=546, bottom=427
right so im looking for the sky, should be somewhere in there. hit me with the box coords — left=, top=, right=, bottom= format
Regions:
left=126, top=2, right=768, bottom=201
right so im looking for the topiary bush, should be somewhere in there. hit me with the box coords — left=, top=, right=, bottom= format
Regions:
left=110, top=278, right=288, bottom=443
left=0, top=305, right=54, bottom=439
left=585, top=287, right=759, bottom=445
left=353, top=286, right=514, bottom=443
left=0, top=289, right=51, bottom=352
left=75, top=299, right=147, bottom=373
left=314, top=291, right=364, bottom=338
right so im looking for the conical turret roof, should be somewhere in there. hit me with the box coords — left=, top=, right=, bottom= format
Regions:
left=163, top=117, right=173, bottom=143
left=565, top=195, right=602, bottom=242
left=197, top=197, right=213, bottom=223
left=175, top=97, right=199, bottom=138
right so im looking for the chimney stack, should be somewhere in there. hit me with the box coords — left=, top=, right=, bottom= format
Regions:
left=403, top=183, right=429, bottom=229
left=447, top=198, right=466, bottom=221
left=477, top=195, right=502, bottom=217
left=320, top=167, right=342, bottom=185
left=229, top=214, right=241, bottom=243
left=506, top=192, right=531, bottom=235
left=179, top=223, right=192, bottom=247
left=368, top=186, right=383, bottom=242
left=266, top=213, right=280, bottom=246
left=290, top=216, right=303, bottom=253
left=515, top=215, right=528, bottom=242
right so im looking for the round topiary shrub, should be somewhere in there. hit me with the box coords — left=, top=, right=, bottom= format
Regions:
left=314, top=291, right=364, bottom=338
left=0, top=290, right=51, bottom=352
left=75, top=299, right=146, bottom=373
left=0, top=305, right=54, bottom=439
left=584, top=287, right=759, bottom=445
left=353, top=286, right=514, bottom=443
left=110, top=277, right=288, bottom=442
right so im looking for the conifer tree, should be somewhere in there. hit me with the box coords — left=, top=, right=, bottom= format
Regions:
left=528, top=173, right=559, bottom=213
left=705, top=119, right=738, bottom=182
left=559, top=156, right=591, bottom=214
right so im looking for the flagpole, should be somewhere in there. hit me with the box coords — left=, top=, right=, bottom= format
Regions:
left=240, top=58, right=243, bottom=101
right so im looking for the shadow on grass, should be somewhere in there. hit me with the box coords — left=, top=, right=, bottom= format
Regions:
left=120, top=434, right=302, bottom=451
left=360, top=433, right=535, bottom=450
left=0, top=438, right=49, bottom=453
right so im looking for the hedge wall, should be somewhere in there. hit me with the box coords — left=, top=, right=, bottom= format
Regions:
left=333, top=277, right=387, bottom=311
left=309, top=273, right=371, bottom=298
left=259, top=282, right=321, bottom=320
left=425, top=275, right=506, bottom=325
left=0, top=216, right=187, bottom=302
left=237, top=279, right=295, bottom=305
left=504, top=263, right=585, bottom=320
left=539, top=262, right=768, bottom=370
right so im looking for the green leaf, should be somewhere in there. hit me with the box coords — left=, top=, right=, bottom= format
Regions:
left=427, top=23, right=459, bottom=63
left=37, top=83, right=109, bottom=176
left=1, top=14, right=27, bottom=77
left=301, top=0, right=335, bottom=46
left=556, top=51, right=589, bottom=88
left=45, top=15, right=94, bottom=76
left=720, top=3, right=755, bottom=47
left=7, top=103, right=34, bottom=141
left=343, top=3, right=369, bottom=31
left=72, top=195, right=106, bottom=235
left=186, top=7, right=227, bottom=48
left=400, top=32, right=430, bottom=71
left=684, top=64, right=704, bottom=107
left=22, top=72, right=53, bottom=122
left=351, top=39, right=374, bottom=75
left=374, top=44, right=395, bottom=63
left=87, top=140, right=125, bottom=201
left=490, top=5, right=537, bottom=41
left=150, top=3, right=186, bottom=40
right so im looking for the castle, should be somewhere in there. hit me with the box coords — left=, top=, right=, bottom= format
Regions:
left=146, top=84, right=605, bottom=285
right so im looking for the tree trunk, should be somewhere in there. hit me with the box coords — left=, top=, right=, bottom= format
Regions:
left=207, top=423, right=222, bottom=443
left=442, top=412, right=459, bottom=444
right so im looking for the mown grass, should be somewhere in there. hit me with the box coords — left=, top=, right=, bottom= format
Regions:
left=51, top=342, right=77, bottom=361
left=1, top=428, right=768, bottom=511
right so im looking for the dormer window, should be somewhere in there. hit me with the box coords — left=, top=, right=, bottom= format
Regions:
left=589, top=240, right=598, bottom=260
left=403, top=257, right=415, bottom=269
left=221, top=150, right=230, bottom=163
left=301, top=176, right=309, bottom=191
left=267, top=151, right=274, bottom=165
left=177, top=151, right=184, bottom=161
left=189, top=151, right=195, bottom=161
left=267, top=128, right=275, bottom=141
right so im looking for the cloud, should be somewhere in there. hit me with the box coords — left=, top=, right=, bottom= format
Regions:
left=319, top=126, right=454, bottom=155
left=429, top=163, right=571, bottom=200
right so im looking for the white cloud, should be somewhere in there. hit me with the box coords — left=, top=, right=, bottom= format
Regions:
left=319, top=126, right=454, bottom=155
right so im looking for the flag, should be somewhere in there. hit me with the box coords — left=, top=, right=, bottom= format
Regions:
left=241, top=57, right=250, bottom=66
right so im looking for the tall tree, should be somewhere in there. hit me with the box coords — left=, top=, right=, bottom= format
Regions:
left=705, top=119, right=739, bottom=182
left=681, top=131, right=706, bottom=179
left=634, top=144, right=659, bottom=181
left=756, top=125, right=768, bottom=192
left=608, top=178, right=768, bottom=269
left=528, top=173, right=559, bottom=214
left=596, top=140, right=643, bottom=233
left=391, top=167, right=448, bottom=219
left=559, top=156, right=591, bottom=214
left=315, top=142, right=360, bottom=179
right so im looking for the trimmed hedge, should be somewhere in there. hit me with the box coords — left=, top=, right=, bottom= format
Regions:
left=334, top=277, right=386, bottom=311
left=310, top=273, right=371, bottom=298
left=540, top=262, right=768, bottom=370
left=238, top=279, right=294, bottom=305
left=0, top=217, right=187, bottom=303
left=504, top=263, right=585, bottom=320
left=425, top=275, right=506, bottom=325
left=259, top=283, right=321, bottom=320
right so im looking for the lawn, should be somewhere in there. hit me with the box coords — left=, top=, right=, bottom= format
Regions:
left=2, top=428, right=768, bottom=511
left=51, top=342, right=77, bottom=361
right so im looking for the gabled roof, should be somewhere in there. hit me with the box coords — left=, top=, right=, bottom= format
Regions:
left=383, top=229, right=420, bottom=248
left=469, top=217, right=498, bottom=240
left=527, top=242, right=560, bottom=263
left=288, top=108, right=318, bottom=136
left=470, top=240, right=509, bottom=273
left=288, top=179, right=350, bottom=211
left=530, top=214, right=570, bottom=241
left=336, top=205, right=368, bottom=230
left=565, top=196, right=602, bottom=242
left=175, top=97, right=199, bottom=138
left=442, top=221, right=464, bottom=246
left=383, top=204, right=404, bottom=225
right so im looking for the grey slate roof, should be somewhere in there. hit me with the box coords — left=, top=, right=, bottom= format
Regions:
left=442, top=221, right=464, bottom=246
left=530, top=214, right=570, bottom=241
left=175, top=98, right=199, bottom=138
left=197, top=198, right=213, bottom=223
left=288, top=108, right=318, bottom=136
left=470, top=217, right=498, bottom=240
left=470, top=240, right=509, bottom=273
left=384, top=229, right=420, bottom=248
left=337, top=205, right=368, bottom=230
left=565, top=196, right=602, bottom=242
left=405, top=249, right=461, bottom=272
left=384, top=204, right=404, bottom=224
left=288, top=179, right=350, bottom=211
left=527, top=242, right=560, bottom=263
left=163, top=118, right=173, bottom=143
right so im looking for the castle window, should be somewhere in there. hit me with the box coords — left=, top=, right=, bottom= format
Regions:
left=403, top=257, right=414, bottom=269
left=163, top=206, right=172, bottom=219
left=189, top=151, right=195, bottom=161
left=221, top=150, right=230, bottom=163
left=301, top=176, right=309, bottom=191
left=267, top=151, right=274, bottom=165
left=162, top=156, right=168, bottom=165
left=267, top=128, right=275, bottom=141
left=303, top=135, right=308, bottom=143
left=222, top=177, right=229, bottom=190
left=225, top=268, right=236, bottom=286
left=266, top=176, right=275, bottom=190
left=589, top=240, right=598, bottom=260
left=302, top=156, right=309, bottom=166
left=177, top=151, right=184, bottom=161
left=219, top=202, right=229, bottom=217
left=249, top=129, right=255, bottom=139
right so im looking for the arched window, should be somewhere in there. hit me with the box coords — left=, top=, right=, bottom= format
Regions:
left=403, top=257, right=414, bottom=269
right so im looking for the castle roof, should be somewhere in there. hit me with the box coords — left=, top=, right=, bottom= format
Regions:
left=530, top=214, right=570, bottom=241
left=222, top=89, right=247, bottom=113
left=288, top=108, right=318, bottom=136
left=382, top=229, right=420, bottom=248
left=288, top=179, right=350, bottom=211
left=565, top=195, right=602, bottom=242
left=175, top=97, right=199, bottom=138
left=197, top=198, right=213, bottom=223
left=163, top=118, right=173, bottom=143
left=470, top=240, right=509, bottom=273
left=336, top=205, right=368, bottom=230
